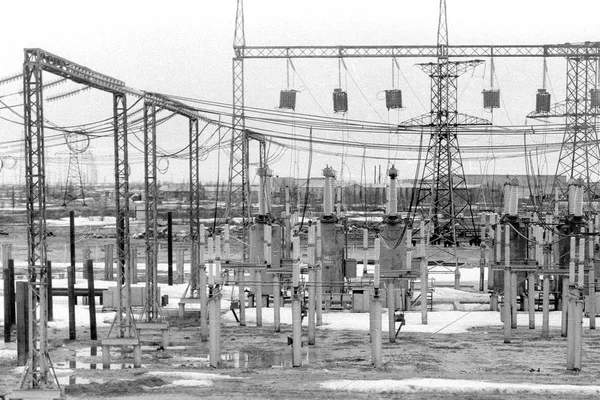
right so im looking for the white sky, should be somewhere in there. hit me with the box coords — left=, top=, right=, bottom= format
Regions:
left=1, top=1, right=599, bottom=186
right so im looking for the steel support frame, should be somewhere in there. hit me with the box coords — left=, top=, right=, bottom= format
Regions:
left=143, top=102, right=159, bottom=322
left=21, top=49, right=57, bottom=391
left=112, top=93, right=134, bottom=338
left=189, top=117, right=201, bottom=296
left=554, top=55, right=599, bottom=204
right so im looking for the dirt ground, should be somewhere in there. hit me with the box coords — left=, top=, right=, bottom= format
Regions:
left=3, top=311, right=600, bottom=400
left=2, top=221, right=600, bottom=399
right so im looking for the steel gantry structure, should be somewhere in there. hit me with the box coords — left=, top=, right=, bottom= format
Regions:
left=20, top=48, right=137, bottom=395
left=141, top=92, right=211, bottom=319
left=229, top=0, right=600, bottom=246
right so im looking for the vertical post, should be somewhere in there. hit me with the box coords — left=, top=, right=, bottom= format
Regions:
left=488, top=215, right=496, bottom=291
left=104, top=244, right=113, bottom=281
left=362, top=228, right=369, bottom=275
left=208, top=284, right=221, bottom=368
left=130, top=246, right=138, bottom=285
left=511, top=269, right=517, bottom=328
left=3, top=265, right=12, bottom=342
left=308, top=268, right=316, bottom=345
left=70, top=212, right=77, bottom=339
left=454, top=265, right=461, bottom=290
left=588, top=219, right=596, bottom=329
left=573, top=296, right=583, bottom=370
left=176, top=248, right=185, bottom=284
left=387, top=280, right=395, bottom=343
left=479, top=214, right=486, bottom=292
left=67, top=264, right=76, bottom=340
left=239, top=268, right=246, bottom=326
left=371, top=244, right=382, bottom=367
left=542, top=275, right=550, bottom=338
left=167, top=212, right=173, bottom=286
left=567, top=285, right=576, bottom=369
left=8, top=258, right=15, bottom=327
left=16, top=281, right=29, bottom=366
left=86, top=260, right=97, bottom=341
left=421, top=257, right=428, bottom=324
left=503, top=225, right=511, bottom=343
left=292, top=262, right=302, bottom=367
left=316, top=221, right=323, bottom=326
left=273, top=272, right=280, bottom=332
left=528, top=272, right=535, bottom=329
left=199, top=265, right=208, bottom=342
left=255, top=269, right=263, bottom=327
left=47, top=261, right=53, bottom=322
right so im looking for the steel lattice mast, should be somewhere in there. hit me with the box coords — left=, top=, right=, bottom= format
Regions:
left=21, top=47, right=56, bottom=393
left=143, top=102, right=159, bottom=322
left=411, top=0, right=485, bottom=245
left=227, top=0, right=251, bottom=259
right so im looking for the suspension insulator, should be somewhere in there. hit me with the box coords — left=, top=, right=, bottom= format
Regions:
left=279, top=90, right=297, bottom=110
left=333, top=88, right=348, bottom=113
left=535, top=89, right=551, bottom=113
left=385, top=89, right=403, bottom=110
left=483, top=89, right=500, bottom=109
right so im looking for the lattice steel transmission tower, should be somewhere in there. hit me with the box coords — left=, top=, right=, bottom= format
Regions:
left=407, top=0, right=488, bottom=246
left=529, top=50, right=600, bottom=210
left=62, top=131, right=89, bottom=207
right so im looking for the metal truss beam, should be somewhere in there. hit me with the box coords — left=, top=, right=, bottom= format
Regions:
left=24, top=48, right=126, bottom=93
left=400, top=112, right=490, bottom=128
left=143, top=102, right=159, bottom=322
left=236, top=44, right=600, bottom=59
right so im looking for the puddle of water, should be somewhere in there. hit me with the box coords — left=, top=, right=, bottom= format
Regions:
left=176, top=349, right=320, bottom=369
left=55, top=360, right=142, bottom=370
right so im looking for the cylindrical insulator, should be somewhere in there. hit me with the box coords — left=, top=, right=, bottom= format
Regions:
left=389, top=178, right=397, bottom=217
left=293, top=236, right=300, bottom=261
left=215, top=236, right=221, bottom=260
left=292, top=262, right=300, bottom=287
left=200, top=224, right=205, bottom=243
left=265, top=224, right=272, bottom=265
left=502, top=182, right=512, bottom=215
left=568, top=180, right=583, bottom=217
left=208, top=237, right=214, bottom=262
